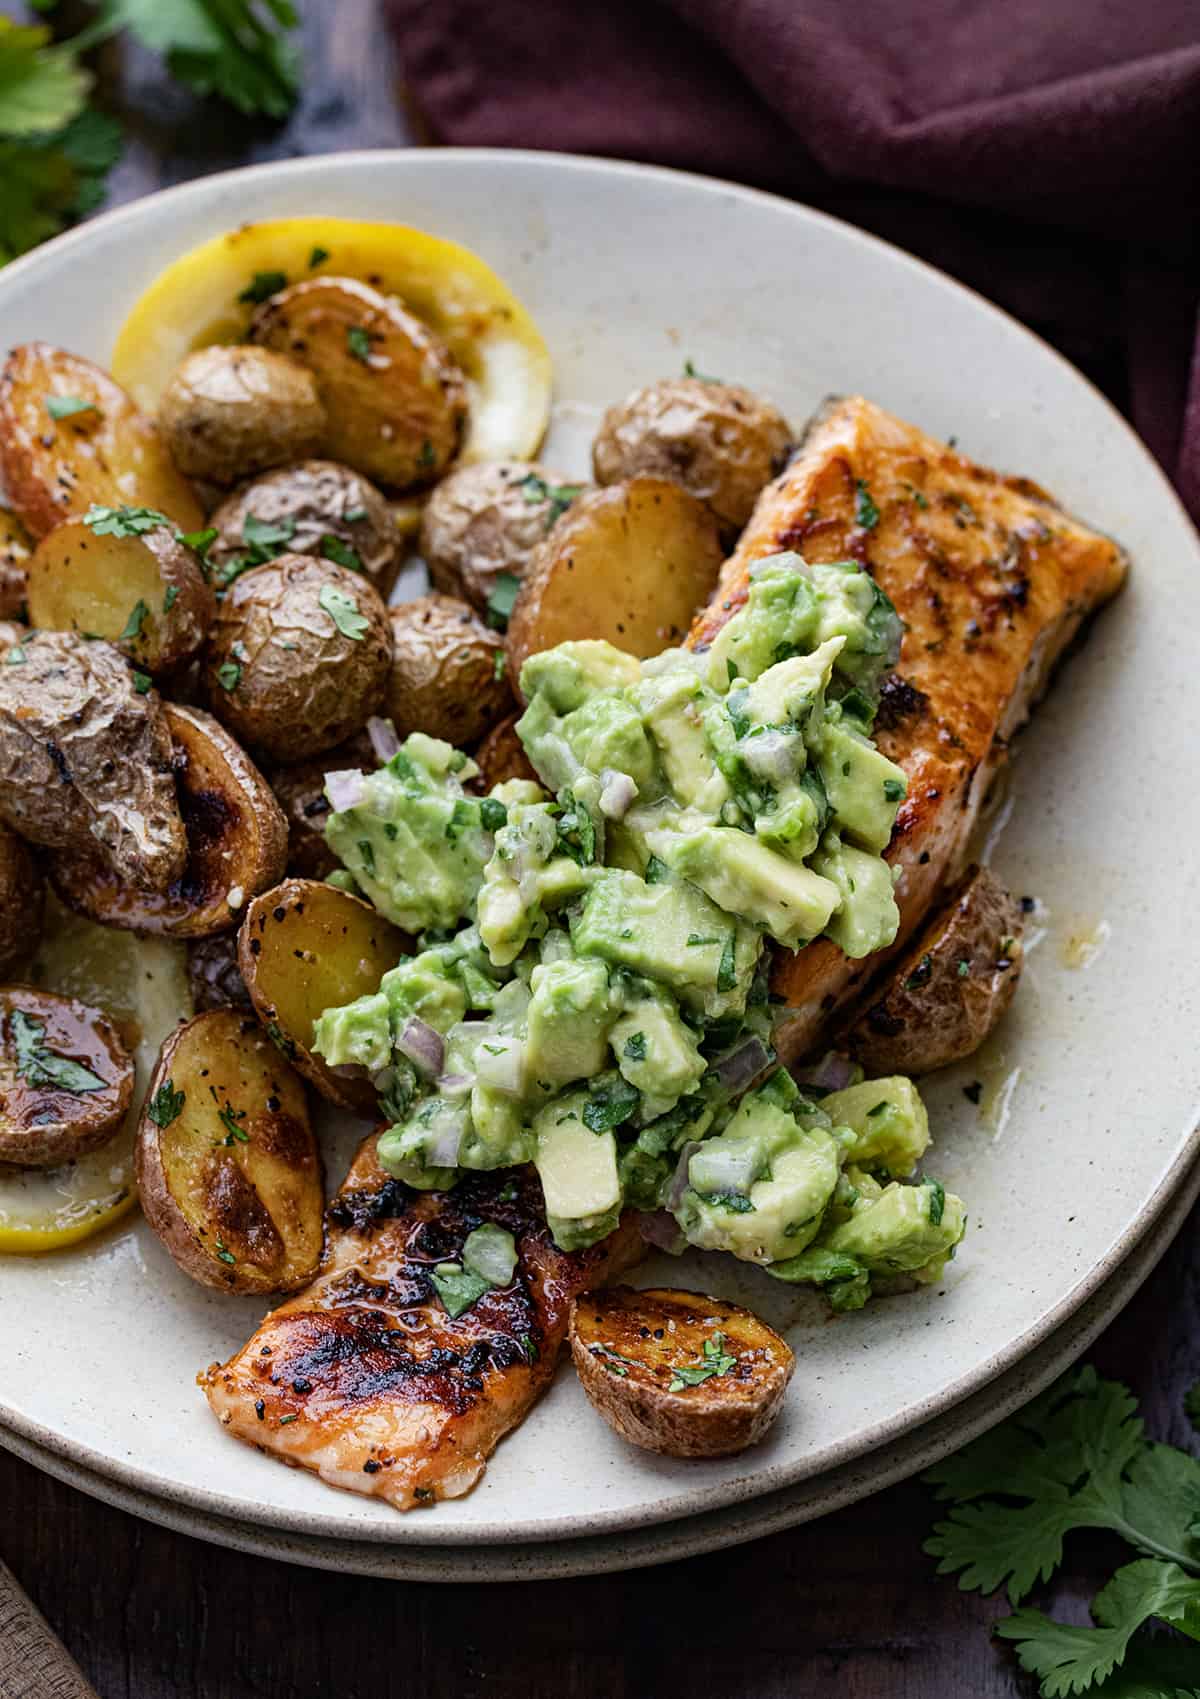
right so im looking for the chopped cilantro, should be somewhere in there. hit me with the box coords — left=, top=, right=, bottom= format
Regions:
left=668, top=1332, right=737, bottom=1392
left=883, top=777, right=906, bottom=802
left=83, top=504, right=170, bottom=538
left=623, top=1032, right=647, bottom=1062
left=308, top=245, right=329, bottom=268
left=854, top=479, right=880, bottom=530
left=683, top=358, right=722, bottom=383
left=163, top=584, right=178, bottom=611
left=214, top=1241, right=236, bottom=1266
left=237, top=269, right=286, bottom=304
left=11, top=1008, right=105, bottom=1095
left=119, top=598, right=149, bottom=642
left=717, top=934, right=737, bottom=993
left=319, top=534, right=363, bottom=573
left=346, top=325, right=372, bottom=362
left=319, top=583, right=368, bottom=640
left=582, top=1076, right=640, bottom=1133
left=131, top=669, right=152, bottom=694
left=215, top=659, right=241, bottom=693
left=924, top=1177, right=945, bottom=1225
left=590, top=1344, right=637, bottom=1377
left=44, top=394, right=96, bottom=420
left=147, top=1080, right=185, bottom=1129
left=486, top=571, right=521, bottom=631
left=699, top=1190, right=755, bottom=1214
left=492, top=649, right=507, bottom=682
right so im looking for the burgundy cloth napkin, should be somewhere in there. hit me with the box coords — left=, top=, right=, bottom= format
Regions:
left=386, top=0, right=1200, bottom=522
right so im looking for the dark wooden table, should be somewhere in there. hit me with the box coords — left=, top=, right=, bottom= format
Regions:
left=3, top=5, right=1198, bottom=1695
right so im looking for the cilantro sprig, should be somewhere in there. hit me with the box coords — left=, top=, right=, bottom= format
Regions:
left=925, top=1367, right=1200, bottom=1696
left=668, top=1332, right=737, bottom=1393
left=11, top=1008, right=106, bottom=1094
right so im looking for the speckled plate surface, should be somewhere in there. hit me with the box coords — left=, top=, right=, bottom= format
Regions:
left=1, top=150, right=1198, bottom=1549
left=5, top=1148, right=1196, bottom=1579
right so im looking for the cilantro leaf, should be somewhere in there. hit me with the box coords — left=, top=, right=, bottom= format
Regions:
left=319, top=533, right=363, bottom=573
left=215, top=659, right=241, bottom=692
left=119, top=598, right=149, bottom=642
left=98, top=0, right=301, bottom=120
left=237, top=267, right=286, bottom=304
left=11, top=1008, right=106, bottom=1094
left=84, top=503, right=170, bottom=538
left=485, top=571, right=521, bottom=631
left=668, top=1332, right=737, bottom=1392
left=429, top=1261, right=490, bottom=1320
left=683, top=358, right=722, bottom=384
left=582, top=1075, right=639, bottom=1133
left=0, top=20, right=89, bottom=139
left=44, top=394, right=96, bottom=420
left=0, top=106, right=122, bottom=266
left=855, top=478, right=880, bottom=530
left=346, top=324, right=371, bottom=362
left=147, top=1079, right=185, bottom=1128
left=318, top=583, right=368, bottom=640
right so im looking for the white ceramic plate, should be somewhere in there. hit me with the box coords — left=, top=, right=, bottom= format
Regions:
left=6, top=1148, right=1197, bottom=1579
left=2, top=151, right=1198, bottom=1548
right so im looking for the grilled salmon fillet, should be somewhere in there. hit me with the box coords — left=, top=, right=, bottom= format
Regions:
left=201, top=1135, right=643, bottom=1510
left=689, top=396, right=1127, bottom=1060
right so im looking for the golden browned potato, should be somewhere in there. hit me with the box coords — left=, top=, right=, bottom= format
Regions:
left=386, top=593, right=511, bottom=746
left=187, top=934, right=252, bottom=1013
left=25, top=515, right=215, bottom=676
left=265, top=728, right=377, bottom=879
left=469, top=712, right=538, bottom=792
left=135, top=1007, right=322, bottom=1293
left=158, top=345, right=326, bottom=485
left=49, top=703, right=287, bottom=938
left=238, top=878, right=407, bottom=1112
left=0, top=506, right=32, bottom=620
left=844, top=865, right=1025, bottom=1075
left=0, top=629, right=186, bottom=892
left=0, top=343, right=204, bottom=538
left=208, top=460, right=401, bottom=599
left=593, top=377, right=792, bottom=530
left=0, top=986, right=133, bottom=1167
left=506, top=477, right=724, bottom=686
left=570, top=1286, right=795, bottom=1459
left=204, top=555, right=392, bottom=763
left=0, top=823, right=44, bottom=977
left=420, top=461, right=586, bottom=615
left=249, top=276, right=468, bottom=489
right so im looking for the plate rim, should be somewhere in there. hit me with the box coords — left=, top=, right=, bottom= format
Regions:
left=1, top=146, right=1198, bottom=1547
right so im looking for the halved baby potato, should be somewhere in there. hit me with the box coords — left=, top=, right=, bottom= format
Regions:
left=570, top=1286, right=795, bottom=1459
left=110, top=217, right=552, bottom=466
left=505, top=478, right=724, bottom=688
left=136, top=1007, right=323, bottom=1293
left=25, top=515, right=215, bottom=675
left=387, top=593, right=511, bottom=747
left=49, top=703, right=287, bottom=938
left=0, top=343, right=204, bottom=538
left=158, top=345, right=326, bottom=485
left=0, top=986, right=134, bottom=1168
left=238, top=878, right=407, bottom=1112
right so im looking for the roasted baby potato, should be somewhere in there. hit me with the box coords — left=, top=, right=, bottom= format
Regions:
left=506, top=478, right=724, bottom=685
left=570, top=1286, right=795, bottom=1459
left=469, top=712, right=538, bottom=792
left=49, top=703, right=287, bottom=938
left=0, top=629, right=186, bottom=892
left=238, top=878, right=407, bottom=1111
left=187, top=934, right=253, bottom=1013
left=208, top=460, right=401, bottom=599
left=25, top=516, right=215, bottom=676
left=266, top=729, right=377, bottom=879
left=136, top=1007, right=322, bottom=1293
left=0, top=987, right=134, bottom=1168
left=420, top=461, right=585, bottom=615
left=0, top=823, right=44, bottom=977
left=593, top=377, right=792, bottom=531
left=250, top=276, right=468, bottom=489
left=158, top=345, right=326, bottom=485
left=0, top=343, right=203, bottom=538
left=844, top=865, right=1025, bottom=1075
left=204, top=555, right=392, bottom=763
left=387, top=593, right=511, bottom=746
left=0, top=506, right=32, bottom=619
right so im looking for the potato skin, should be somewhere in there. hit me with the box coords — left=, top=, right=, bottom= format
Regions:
left=26, top=517, right=215, bottom=676
left=570, top=1286, right=795, bottom=1459
left=250, top=276, right=468, bottom=490
left=506, top=477, right=724, bottom=686
left=0, top=506, right=32, bottom=620
left=0, top=629, right=186, bottom=893
left=420, top=461, right=584, bottom=615
left=386, top=593, right=511, bottom=746
left=0, top=986, right=133, bottom=1168
left=187, top=933, right=253, bottom=1013
left=204, top=554, right=393, bottom=763
left=48, top=702, right=288, bottom=938
left=266, top=729, right=377, bottom=879
left=159, top=345, right=326, bottom=485
left=0, top=342, right=203, bottom=538
left=593, top=377, right=792, bottom=530
left=0, top=824, right=44, bottom=977
left=136, top=1007, right=322, bottom=1294
left=469, top=712, right=538, bottom=793
left=844, top=865, right=1025, bottom=1075
left=209, top=460, right=400, bottom=599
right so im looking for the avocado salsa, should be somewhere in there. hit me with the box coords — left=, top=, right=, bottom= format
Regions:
left=313, top=553, right=965, bottom=1310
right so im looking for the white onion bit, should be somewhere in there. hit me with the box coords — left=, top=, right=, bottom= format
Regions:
left=367, top=716, right=400, bottom=764
left=395, top=1017, right=445, bottom=1077
left=599, top=768, right=637, bottom=819
left=324, top=768, right=367, bottom=813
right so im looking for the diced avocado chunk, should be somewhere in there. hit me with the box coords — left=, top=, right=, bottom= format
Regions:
left=477, top=798, right=591, bottom=966
left=810, top=833, right=900, bottom=958
left=311, top=988, right=392, bottom=1072
left=820, top=1179, right=965, bottom=1273
left=816, top=719, right=907, bottom=853
left=519, top=640, right=641, bottom=713
left=324, top=733, right=488, bottom=931
left=559, top=691, right=658, bottom=795
left=377, top=1095, right=468, bottom=1190
left=461, top=1084, right=532, bottom=1168
left=610, top=992, right=706, bottom=1120
left=633, top=669, right=725, bottom=810
left=820, top=1077, right=930, bottom=1177
left=532, top=1090, right=622, bottom=1249
left=743, top=637, right=843, bottom=735
left=648, top=825, right=839, bottom=950
left=526, top=957, right=613, bottom=1089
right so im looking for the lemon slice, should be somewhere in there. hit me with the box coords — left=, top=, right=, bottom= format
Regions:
left=111, top=216, right=553, bottom=467
left=0, top=897, right=192, bottom=1253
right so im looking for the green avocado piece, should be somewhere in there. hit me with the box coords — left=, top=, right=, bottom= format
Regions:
left=820, top=1179, right=965, bottom=1272
left=816, top=718, right=907, bottom=854
left=820, top=1077, right=931, bottom=1177
left=532, top=1089, right=622, bottom=1241
left=519, top=640, right=640, bottom=714
left=526, top=957, right=613, bottom=1088
left=648, top=825, right=839, bottom=950
left=810, top=833, right=900, bottom=959
left=610, top=991, right=706, bottom=1119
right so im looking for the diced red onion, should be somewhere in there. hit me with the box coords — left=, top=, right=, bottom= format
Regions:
left=324, top=768, right=366, bottom=812
left=474, top=1037, right=525, bottom=1095
left=638, top=1211, right=686, bottom=1253
left=666, top=1140, right=702, bottom=1212
left=367, top=715, right=400, bottom=763
left=711, top=1035, right=773, bottom=1096
left=791, top=1050, right=856, bottom=1094
left=395, top=1016, right=444, bottom=1077
left=436, top=1072, right=474, bottom=1099
left=599, top=769, right=637, bottom=819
